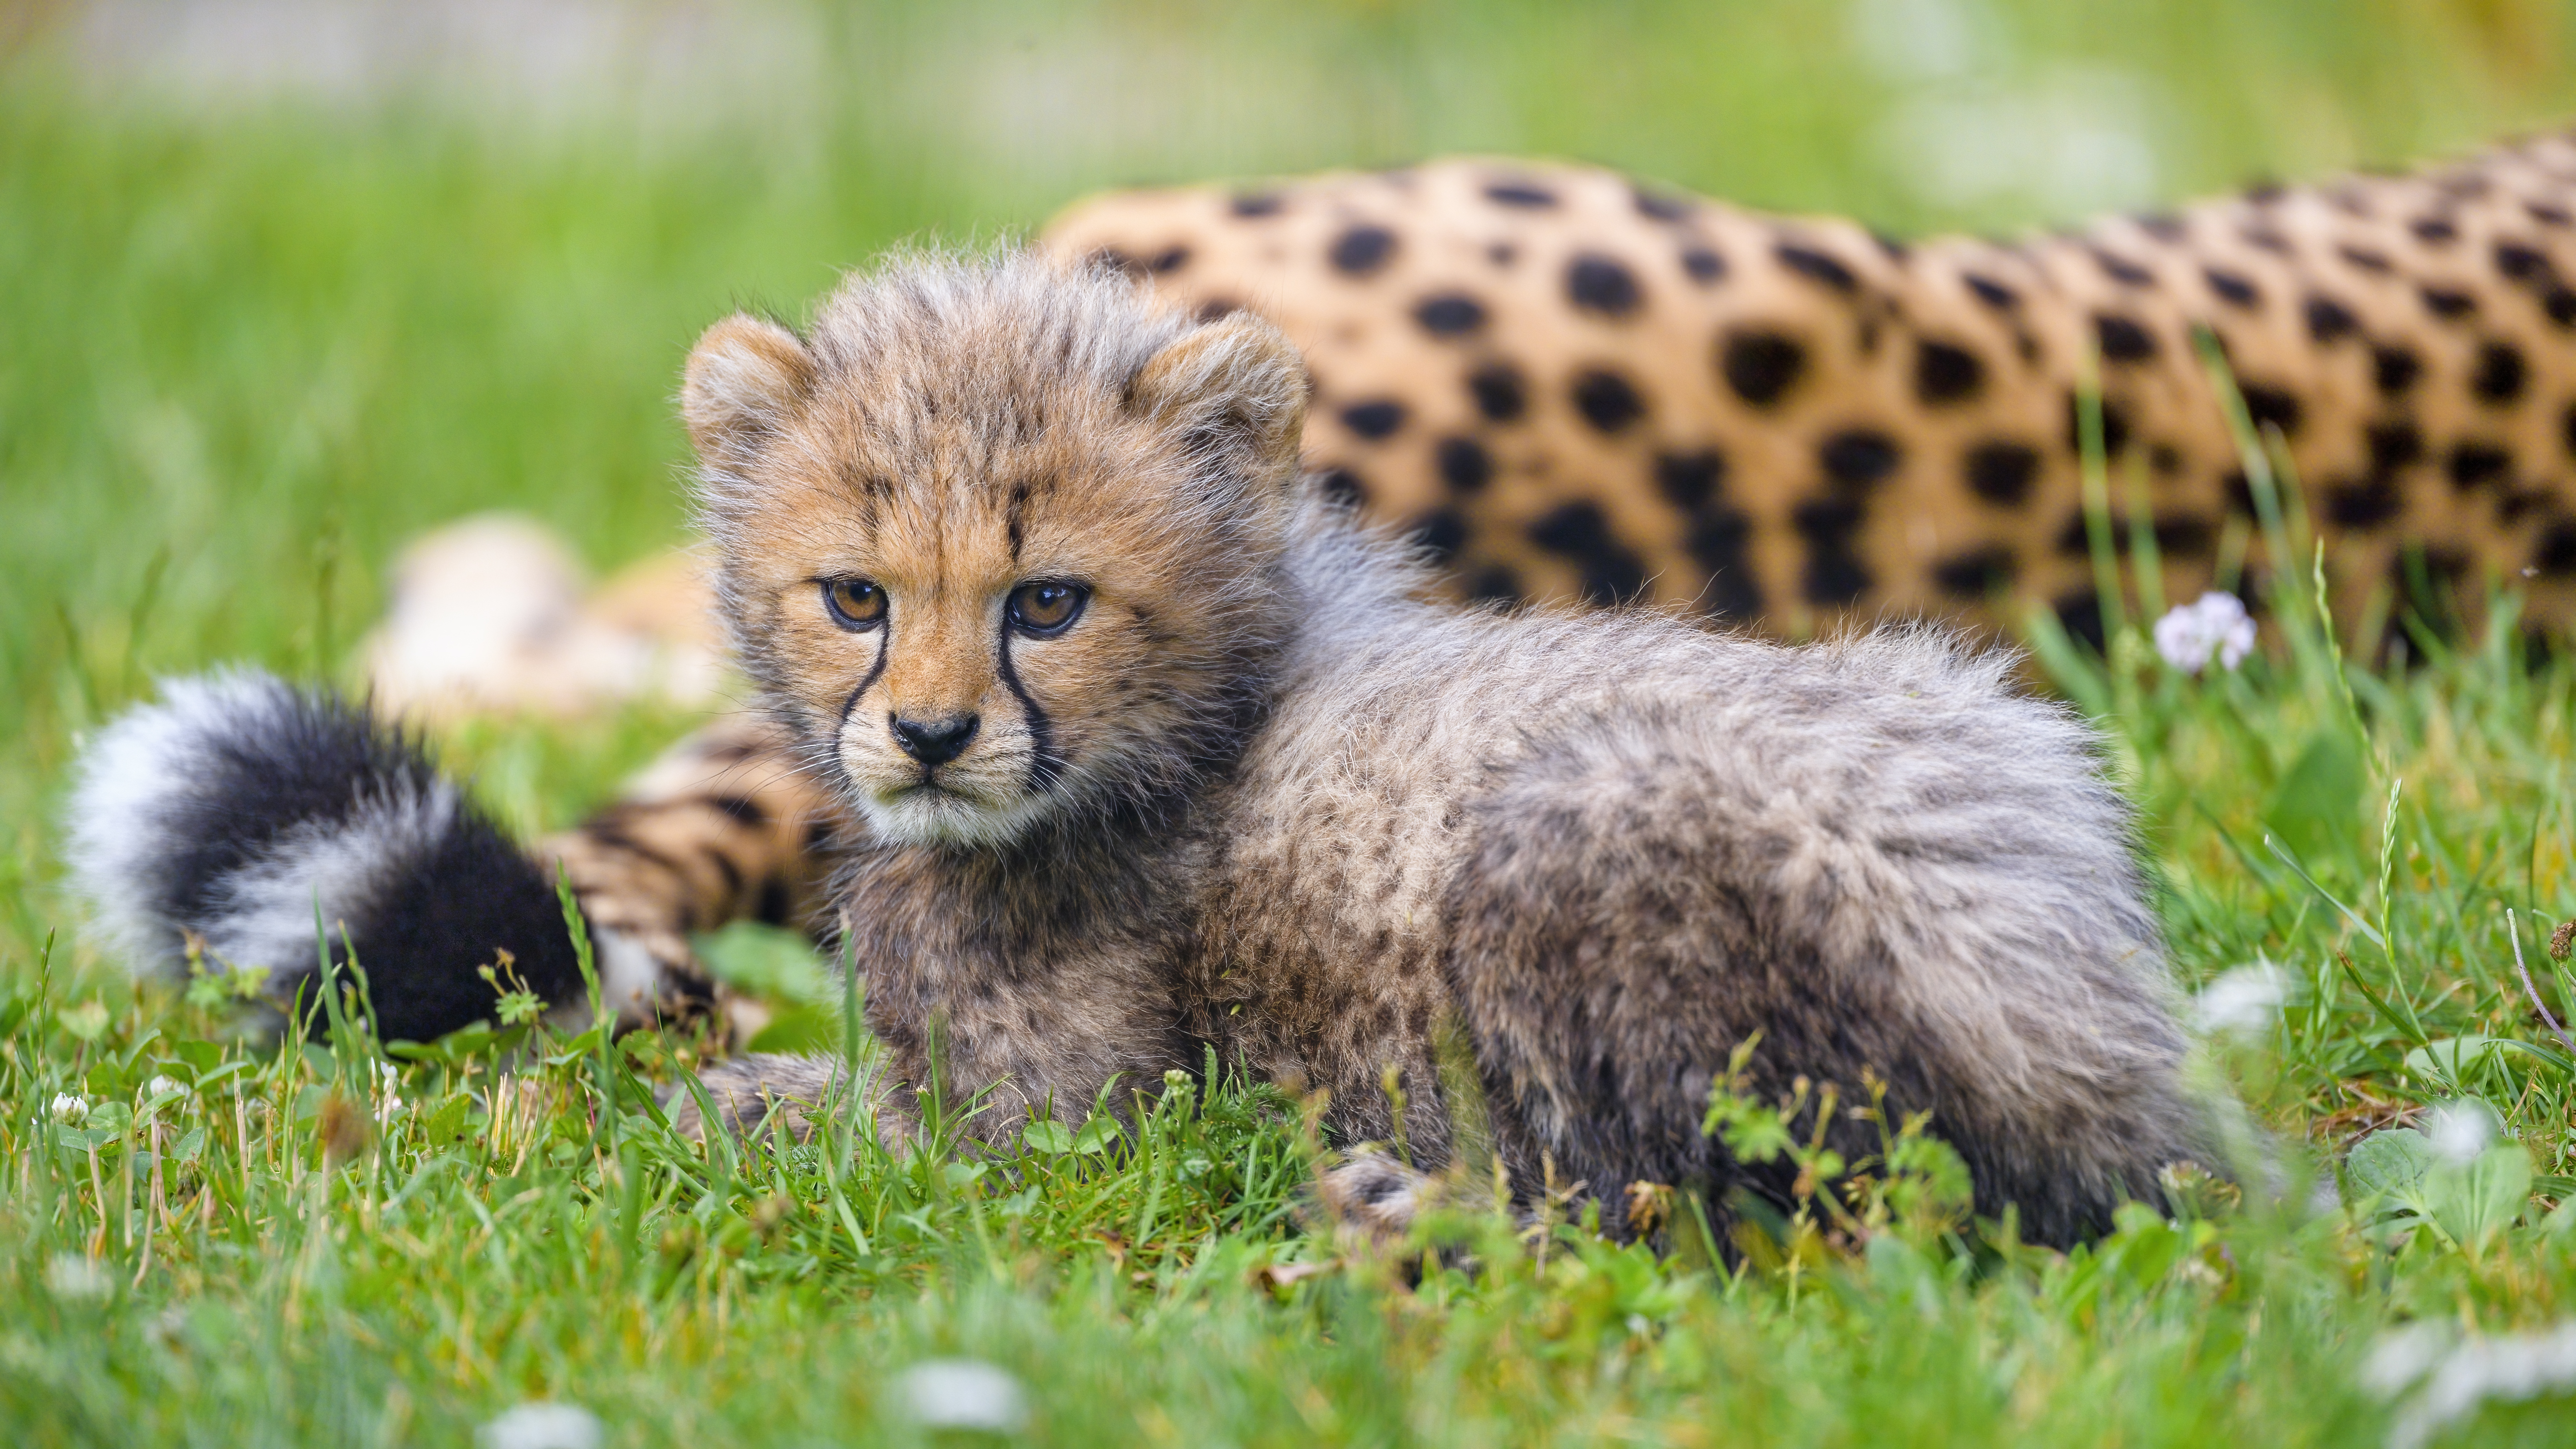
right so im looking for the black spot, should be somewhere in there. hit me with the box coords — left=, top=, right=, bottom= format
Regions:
left=2055, top=593, right=2108, bottom=653
left=2241, top=226, right=2292, bottom=254
left=2063, top=392, right=2134, bottom=454
left=1632, top=185, right=1692, bottom=222
left=1467, top=363, right=1527, bottom=422
left=2338, top=244, right=2392, bottom=273
left=1195, top=297, right=1240, bottom=323
left=2223, top=470, right=2254, bottom=516
left=1228, top=192, right=1284, bottom=218
left=1341, top=399, right=1408, bottom=440
left=2151, top=443, right=2183, bottom=475
left=1318, top=468, right=1368, bottom=508
left=2366, top=420, right=2424, bottom=472
left=1965, top=441, right=2041, bottom=507
left=1964, top=273, right=2019, bottom=309
left=1487, top=242, right=1517, bottom=267
left=1932, top=546, right=2018, bottom=599
left=2539, top=520, right=2576, bottom=577
left=2545, top=288, right=2576, bottom=327
left=1571, top=370, right=1647, bottom=433
left=2155, top=514, right=2218, bottom=559
left=1685, top=511, right=1763, bottom=620
left=2496, top=241, right=2554, bottom=283
left=2245, top=180, right=2286, bottom=204
left=2447, top=442, right=2510, bottom=491
left=2503, top=490, right=2550, bottom=525
left=2410, top=215, right=2460, bottom=244
left=1527, top=503, right=1649, bottom=605
left=1484, top=181, right=1560, bottom=208
left=1566, top=254, right=1643, bottom=316
left=1328, top=225, right=1398, bottom=276
left=1819, top=430, right=1902, bottom=488
left=2053, top=513, right=2097, bottom=557
left=2204, top=268, right=2261, bottom=307
left=1871, top=231, right=1910, bottom=262
left=1790, top=498, right=1872, bottom=605
left=1466, top=566, right=1523, bottom=607
left=2093, top=249, right=2153, bottom=286
left=1774, top=243, right=1857, bottom=293
left=2134, top=212, right=2187, bottom=242
left=1409, top=508, right=1470, bottom=564
left=1655, top=450, right=1727, bottom=511
left=1413, top=293, right=1487, bottom=336
left=2374, top=345, right=2423, bottom=394
left=2565, top=401, right=2576, bottom=461
left=1680, top=246, right=1727, bottom=283
left=2304, top=295, right=2359, bottom=343
left=1435, top=437, right=1493, bottom=494
left=1089, top=246, right=1144, bottom=279
left=1914, top=339, right=1985, bottom=404
left=2471, top=341, right=2528, bottom=404
left=2324, top=476, right=2405, bottom=529
left=2531, top=201, right=2573, bottom=228
left=2093, top=313, right=2158, bottom=363
left=1719, top=329, right=1807, bottom=407
left=2240, top=384, right=2302, bottom=438
left=1149, top=246, right=1190, bottom=274
left=2421, top=286, right=2477, bottom=319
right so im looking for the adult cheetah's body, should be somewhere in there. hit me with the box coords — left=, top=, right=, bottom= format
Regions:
left=1046, top=136, right=2576, bottom=643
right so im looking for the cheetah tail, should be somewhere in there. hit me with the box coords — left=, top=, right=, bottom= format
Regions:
left=61, top=668, right=604, bottom=1046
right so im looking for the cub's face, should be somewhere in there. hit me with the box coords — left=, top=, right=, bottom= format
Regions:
left=682, top=262, right=1307, bottom=849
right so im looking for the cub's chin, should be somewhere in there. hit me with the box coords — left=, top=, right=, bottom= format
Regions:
left=855, top=779, right=1054, bottom=851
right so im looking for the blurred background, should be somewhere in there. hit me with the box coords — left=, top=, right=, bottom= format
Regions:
left=7, top=0, right=2576, bottom=954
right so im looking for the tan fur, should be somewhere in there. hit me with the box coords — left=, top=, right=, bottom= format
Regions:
left=650, top=252, right=2206, bottom=1245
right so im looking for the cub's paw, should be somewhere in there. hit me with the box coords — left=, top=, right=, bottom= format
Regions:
left=1316, top=1149, right=1445, bottom=1245
left=662, top=1052, right=839, bottom=1143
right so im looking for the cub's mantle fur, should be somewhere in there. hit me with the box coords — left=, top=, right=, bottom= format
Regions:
left=72, top=254, right=2208, bottom=1243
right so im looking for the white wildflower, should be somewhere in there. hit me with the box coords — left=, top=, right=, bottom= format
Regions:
left=2193, top=963, right=2288, bottom=1036
left=146, top=1075, right=186, bottom=1102
left=2363, top=1322, right=2455, bottom=1400
left=44, top=1254, right=110, bottom=1300
left=2153, top=591, right=2257, bottom=675
left=898, top=1359, right=1029, bottom=1433
left=477, top=1402, right=602, bottom=1449
left=49, top=1093, right=87, bottom=1126
left=2425, top=1101, right=2497, bottom=1168
left=2383, top=1320, right=2576, bottom=1449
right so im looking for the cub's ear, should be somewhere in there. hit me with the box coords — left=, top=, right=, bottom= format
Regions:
left=681, top=314, right=817, bottom=460
left=1124, top=312, right=1309, bottom=483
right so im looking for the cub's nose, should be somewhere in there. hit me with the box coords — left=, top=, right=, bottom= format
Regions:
left=889, top=713, right=980, bottom=767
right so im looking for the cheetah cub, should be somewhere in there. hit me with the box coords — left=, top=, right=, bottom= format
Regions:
left=72, top=253, right=2210, bottom=1245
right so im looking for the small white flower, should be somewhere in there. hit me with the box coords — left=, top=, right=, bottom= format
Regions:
left=477, top=1402, right=602, bottom=1449
left=44, top=1254, right=110, bottom=1300
left=146, top=1075, right=186, bottom=1101
left=2193, top=963, right=2288, bottom=1036
left=2364, top=1321, right=2454, bottom=1400
left=2153, top=592, right=2257, bottom=675
left=2425, top=1101, right=2499, bottom=1168
left=898, top=1359, right=1029, bottom=1433
left=49, top=1094, right=87, bottom=1125
left=2385, top=1320, right=2576, bottom=1449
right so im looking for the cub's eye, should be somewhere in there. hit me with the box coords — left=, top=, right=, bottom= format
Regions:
left=1006, top=580, right=1089, bottom=636
left=820, top=577, right=886, bottom=630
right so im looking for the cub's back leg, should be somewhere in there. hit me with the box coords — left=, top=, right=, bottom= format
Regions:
left=1440, top=660, right=2208, bottom=1247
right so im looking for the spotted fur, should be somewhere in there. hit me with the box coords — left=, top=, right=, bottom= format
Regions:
left=1043, top=133, right=2576, bottom=645
left=644, top=252, right=2207, bottom=1245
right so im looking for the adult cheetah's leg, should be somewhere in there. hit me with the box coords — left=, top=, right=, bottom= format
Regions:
left=540, top=712, right=843, bottom=1027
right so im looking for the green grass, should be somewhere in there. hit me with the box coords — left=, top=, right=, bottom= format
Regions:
left=12, top=2, right=2576, bottom=1443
